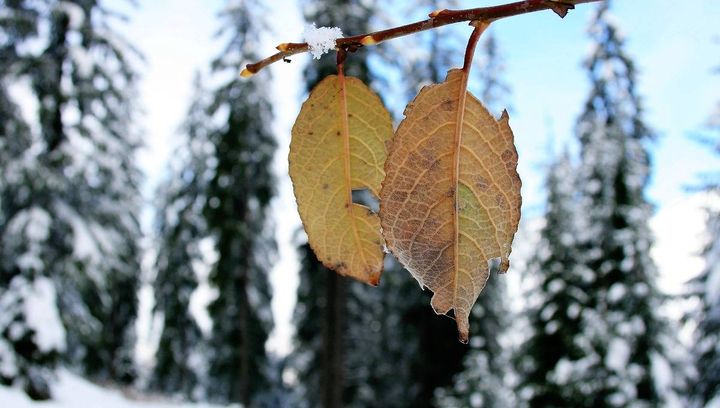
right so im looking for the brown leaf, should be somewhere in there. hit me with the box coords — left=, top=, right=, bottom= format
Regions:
left=380, top=68, right=522, bottom=342
left=289, top=74, right=393, bottom=285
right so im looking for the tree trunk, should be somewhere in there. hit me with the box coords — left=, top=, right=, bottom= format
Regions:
left=238, top=270, right=250, bottom=406
left=322, top=269, right=345, bottom=408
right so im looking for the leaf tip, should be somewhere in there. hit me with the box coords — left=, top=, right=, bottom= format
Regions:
left=456, top=313, right=470, bottom=344
left=500, top=109, right=510, bottom=122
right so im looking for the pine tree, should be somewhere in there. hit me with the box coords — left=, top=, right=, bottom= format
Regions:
left=203, top=1, right=277, bottom=405
left=576, top=4, right=676, bottom=405
left=688, top=68, right=720, bottom=408
left=515, top=151, right=593, bottom=407
left=0, top=0, right=142, bottom=397
left=33, top=0, right=143, bottom=385
left=0, top=9, right=61, bottom=399
left=291, top=243, right=346, bottom=408
left=523, top=3, right=680, bottom=406
left=149, top=75, right=210, bottom=399
left=690, top=206, right=720, bottom=407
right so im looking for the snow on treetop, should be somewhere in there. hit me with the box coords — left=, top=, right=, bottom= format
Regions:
left=303, top=23, right=343, bottom=59
left=55, top=1, right=85, bottom=30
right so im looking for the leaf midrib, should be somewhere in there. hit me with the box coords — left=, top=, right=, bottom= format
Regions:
left=338, top=73, right=370, bottom=272
left=451, top=69, right=471, bottom=311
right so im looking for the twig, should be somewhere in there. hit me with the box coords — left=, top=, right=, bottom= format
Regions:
left=242, top=0, right=603, bottom=77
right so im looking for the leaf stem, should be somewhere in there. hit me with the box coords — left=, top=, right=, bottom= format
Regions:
left=462, top=21, right=492, bottom=73
left=242, top=0, right=603, bottom=76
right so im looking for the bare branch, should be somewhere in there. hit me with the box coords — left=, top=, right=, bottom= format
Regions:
left=242, top=0, right=603, bottom=77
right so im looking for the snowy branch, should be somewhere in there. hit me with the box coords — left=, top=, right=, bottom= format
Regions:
left=242, top=0, right=603, bottom=76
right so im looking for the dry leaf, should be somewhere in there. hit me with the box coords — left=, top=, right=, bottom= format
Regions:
left=290, top=74, right=393, bottom=285
left=380, top=69, right=522, bottom=342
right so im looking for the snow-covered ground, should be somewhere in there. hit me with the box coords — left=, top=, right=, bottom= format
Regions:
left=0, top=370, right=234, bottom=408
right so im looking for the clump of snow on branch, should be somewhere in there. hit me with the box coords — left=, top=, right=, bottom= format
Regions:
left=55, top=1, right=85, bottom=30
left=303, top=23, right=343, bottom=59
left=24, top=277, right=66, bottom=353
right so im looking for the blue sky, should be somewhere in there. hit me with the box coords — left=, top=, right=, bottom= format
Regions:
left=488, top=0, right=720, bottom=214
left=116, top=0, right=720, bottom=357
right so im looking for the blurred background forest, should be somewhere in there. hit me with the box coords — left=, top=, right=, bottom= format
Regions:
left=1, top=0, right=719, bottom=407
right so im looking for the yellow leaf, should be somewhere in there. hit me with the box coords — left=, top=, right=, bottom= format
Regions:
left=290, top=74, right=393, bottom=285
left=380, top=69, right=522, bottom=342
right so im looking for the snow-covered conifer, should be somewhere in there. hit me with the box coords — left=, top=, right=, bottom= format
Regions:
left=515, top=151, right=591, bottom=407
left=1, top=0, right=143, bottom=396
left=523, top=3, right=683, bottom=406
left=202, top=1, right=277, bottom=405
left=688, top=62, right=720, bottom=408
left=149, top=75, right=210, bottom=399
left=689, top=206, right=720, bottom=407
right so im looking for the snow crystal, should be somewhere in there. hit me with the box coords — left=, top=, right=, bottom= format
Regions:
left=24, top=277, right=66, bottom=353
left=55, top=1, right=85, bottom=30
left=605, top=338, right=630, bottom=371
left=303, top=23, right=343, bottom=59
